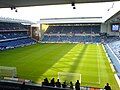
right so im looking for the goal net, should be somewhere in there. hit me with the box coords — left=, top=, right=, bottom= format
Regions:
left=58, top=72, right=81, bottom=85
left=0, top=66, right=17, bottom=78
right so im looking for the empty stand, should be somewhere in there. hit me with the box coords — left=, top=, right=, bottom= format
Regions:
left=0, top=22, right=36, bottom=50
left=45, top=25, right=100, bottom=34
left=0, top=22, right=25, bottom=31
left=42, top=25, right=101, bottom=43
left=104, top=36, right=120, bottom=79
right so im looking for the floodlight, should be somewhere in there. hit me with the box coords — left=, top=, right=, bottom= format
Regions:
left=13, top=7, right=16, bottom=9
left=15, top=9, right=18, bottom=12
left=10, top=7, right=14, bottom=10
left=71, top=2, right=75, bottom=6
left=73, top=6, right=76, bottom=9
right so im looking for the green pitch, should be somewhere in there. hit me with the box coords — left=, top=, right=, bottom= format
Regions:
left=0, top=43, right=119, bottom=89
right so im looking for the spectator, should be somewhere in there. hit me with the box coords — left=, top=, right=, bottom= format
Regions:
left=62, top=81, right=67, bottom=88
left=75, top=80, right=80, bottom=90
left=45, top=78, right=49, bottom=86
left=104, top=83, right=111, bottom=90
left=70, top=81, right=73, bottom=90
left=42, top=79, right=46, bottom=86
left=42, top=78, right=49, bottom=86
left=50, top=78, right=55, bottom=87
left=21, top=81, right=25, bottom=90
left=56, top=79, right=61, bottom=87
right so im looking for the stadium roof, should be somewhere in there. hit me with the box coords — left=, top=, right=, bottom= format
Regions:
left=39, top=17, right=103, bottom=24
left=0, top=0, right=119, bottom=23
left=0, top=17, right=34, bottom=24
left=0, top=0, right=119, bottom=8
left=105, top=10, right=120, bottom=23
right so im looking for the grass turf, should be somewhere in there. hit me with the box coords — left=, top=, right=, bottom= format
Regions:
left=0, top=43, right=119, bottom=89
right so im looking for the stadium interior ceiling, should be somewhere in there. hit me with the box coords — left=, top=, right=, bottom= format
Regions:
left=0, top=0, right=120, bottom=23
left=0, top=0, right=120, bottom=8
left=106, top=10, right=120, bottom=23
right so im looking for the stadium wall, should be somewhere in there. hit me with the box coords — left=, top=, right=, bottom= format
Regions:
left=41, top=24, right=49, bottom=32
left=104, top=44, right=120, bottom=88
left=39, top=24, right=49, bottom=41
left=101, top=23, right=107, bottom=33
left=29, top=24, right=41, bottom=41
left=101, top=22, right=120, bottom=36
left=104, top=44, right=120, bottom=73
left=31, top=27, right=40, bottom=41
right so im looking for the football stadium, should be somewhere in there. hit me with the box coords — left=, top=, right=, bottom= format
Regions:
left=0, top=0, right=120, bottom=90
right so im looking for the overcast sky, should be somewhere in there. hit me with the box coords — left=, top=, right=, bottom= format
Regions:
left=0, top=1, right=120, bottom=22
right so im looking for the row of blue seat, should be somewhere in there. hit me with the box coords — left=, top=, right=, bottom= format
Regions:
left=108, top=40, right=120, bottom=60
left=42, top=35, right=101, bottom=43
left=104, top=43, right=120, bottom=78
left=105, top=36, right=120, bottom=43
left=0, top=22, right=25, bottom=30
left=0, top=38, right=36, bottom=50
left=0, top=32, right=28, bottom=40
left=45, top=26, right=100, bottom=34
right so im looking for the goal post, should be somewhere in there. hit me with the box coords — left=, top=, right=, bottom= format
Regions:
left=0, top=66, right=17, bottom=78
left=58, top=72, right=81, bottom=85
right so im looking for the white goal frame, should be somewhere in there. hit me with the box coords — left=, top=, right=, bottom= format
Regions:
left=58, top=72, right=81, bottom=84
left=0, top=66, right=17, bottom=78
